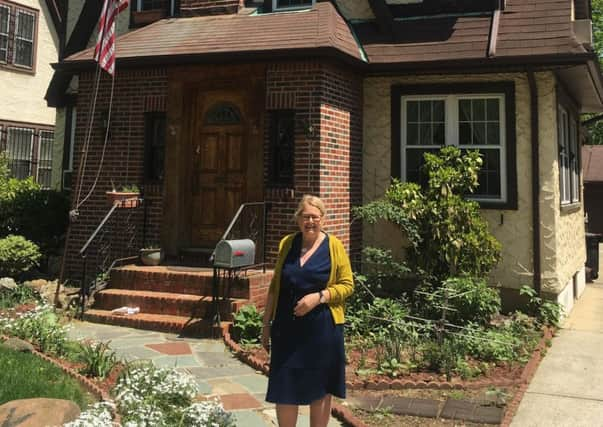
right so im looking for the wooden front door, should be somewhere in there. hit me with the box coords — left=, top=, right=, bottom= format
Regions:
left=191, top=101, right=247, bottom=247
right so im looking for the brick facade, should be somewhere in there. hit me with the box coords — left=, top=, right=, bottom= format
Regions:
left=64, top=69, right=168, bottom=281
left=263, top=61, right=363, bottom=263
left=64, top=60, right=362, bottom=282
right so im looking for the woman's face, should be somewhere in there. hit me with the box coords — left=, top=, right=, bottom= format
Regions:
left=297, top=203, right=323, bottom=238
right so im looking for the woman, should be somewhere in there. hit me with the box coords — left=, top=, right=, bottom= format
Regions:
left=262, top=195, right=354, bottom=427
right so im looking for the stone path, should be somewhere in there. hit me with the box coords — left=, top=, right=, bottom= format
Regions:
left=68, top=321, right=344, bottom=427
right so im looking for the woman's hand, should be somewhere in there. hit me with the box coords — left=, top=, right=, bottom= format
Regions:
left=293, top=292, right=321, bottom=317
left=261, top=324, right=270, bottom=352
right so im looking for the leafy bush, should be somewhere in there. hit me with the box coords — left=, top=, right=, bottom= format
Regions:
left=354, top=147, right=501, bottom=281
left=416, top=277, right=501, bottom=325
left=0, top=235, right=42, bottom=278
left=422, top=337, right=465, bottom=380
left=520, top=285, right=564, bottom=327
left=346, top=296, right=409, bottom=338
left=0, top=156, right=70, bottom=256
left=77, top=341, right=117, bottom=379
left=232, top=304, right=263, bottom=345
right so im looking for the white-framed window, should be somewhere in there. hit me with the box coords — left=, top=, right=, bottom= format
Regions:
left=136, top=0, right=175, bottom=15
left=6, top=127, right=34, bottom=180
left=558, top=106, right=580, bottom=205
left=0, top=1, right=36, bottom=70
left=400, top=94, right=507, bottom=202
left=273, top=0, right=315, bottom=11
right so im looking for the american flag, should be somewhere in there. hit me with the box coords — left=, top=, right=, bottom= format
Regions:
left=94, top=0, right=129, bottom=76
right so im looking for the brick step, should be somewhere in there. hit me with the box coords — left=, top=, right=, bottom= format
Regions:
left=92, top=289, right=247, bottom=320
left=83, top=309, right=231, bottom=337
left=109, top=265, right=272, bottom=300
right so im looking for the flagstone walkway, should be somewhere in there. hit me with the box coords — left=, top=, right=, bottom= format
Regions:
left=68, top=321, right=344, bottom=427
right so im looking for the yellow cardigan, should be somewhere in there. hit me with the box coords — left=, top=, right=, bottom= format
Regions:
left=268, top=232, right=354, bottom=324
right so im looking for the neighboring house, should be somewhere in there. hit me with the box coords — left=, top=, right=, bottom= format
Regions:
left=583, top=145, right=603, bottom=235
left=0, top=0, right=60, bottom=188
left=48, top=0, right=603, bottom=314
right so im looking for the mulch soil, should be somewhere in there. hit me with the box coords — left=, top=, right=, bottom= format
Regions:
left=226, top=327, right=554, bottom=427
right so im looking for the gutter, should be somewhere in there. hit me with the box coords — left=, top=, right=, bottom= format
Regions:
left=528, top=70, right=542, bottom=295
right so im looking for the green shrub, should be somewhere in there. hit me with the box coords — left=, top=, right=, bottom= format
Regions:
left=232, top=304, right=263, bottom=345
left=0, top=235, right=42, bottom=277
left=417, top=277, right=501, bottom=325
left=354, top=147, right=501, bottom=281
left=0, top=283, right=40, bottom=309
left=0, top=156, right=70, bottom=256
left=346, top=296, right=409, bottom=338
left=519, top=285, right=564, bottom=327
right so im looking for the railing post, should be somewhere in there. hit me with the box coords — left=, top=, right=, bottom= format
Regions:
left=80, top=254, right=87, bottom=320
left=262, top=202, right=267, bottom=273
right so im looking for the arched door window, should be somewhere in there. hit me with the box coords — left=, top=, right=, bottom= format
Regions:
left=203, top=103, right=242, bottom=126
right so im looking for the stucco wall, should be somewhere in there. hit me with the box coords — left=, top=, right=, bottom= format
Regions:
left=0, top=0, right=58, bottom=126
left=537, top=74, right=586, bottom=298
left=363, top=71, right=584, bottom=295
left=334, top=0, right=374, bottom=20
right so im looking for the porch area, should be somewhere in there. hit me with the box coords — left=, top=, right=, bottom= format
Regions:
left=84, top=264, right=272, bottom=336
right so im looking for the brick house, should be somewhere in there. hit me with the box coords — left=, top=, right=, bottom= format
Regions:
left=47, top=0, right=603, bottom=327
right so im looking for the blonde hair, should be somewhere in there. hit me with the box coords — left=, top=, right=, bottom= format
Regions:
left=294, top=194, right=326, bottom=219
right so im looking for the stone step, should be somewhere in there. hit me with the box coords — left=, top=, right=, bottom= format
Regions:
left=109, top=265, right=272, bottom=302
left=92, top=289, right=247, bottom=320
left=83, top=309, right=231, bottom=337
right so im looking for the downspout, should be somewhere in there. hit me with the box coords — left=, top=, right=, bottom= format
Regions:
left=528, top=70, right=542, bottom=295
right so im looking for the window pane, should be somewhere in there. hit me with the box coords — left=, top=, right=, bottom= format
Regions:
left=0, top=6, right=8, bottom=62
left=473, top=99, right=486, bottom=121
left=7, top=128, right=33, bottom=180
left=459, top=100, right=471, bottom=122
left=269, top=110, right=295, bottom=187
left=141, top=0, right=169, bottom=10
left=459, top=122, right=471, bottom=145
left=37, top=131, right=53, bottom=189
left=433, top=101, right=444, bottom=122
left=486, top=123, right=500, bottom=145
left=144, top=112, right=166, bottom=182
left=486, top=99, right=499, bottom=121
left=420, top=123, right=432, bottom=145
left=419, top=101, right=432, bottom=121
left=276, top=0, right=313, bottom=8
left=15, top=11, right=35, bottom=67
left=433, top=123, right=445, bottom=145
left=473, top=149, right=501, bottom=198
left=407, top=101, right=418, bottom=122
left=407, top=123, right=419, bottom=145
left=472, top=122, right=486, bottom=145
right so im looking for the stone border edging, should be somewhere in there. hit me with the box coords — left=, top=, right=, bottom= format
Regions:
left=223, top=326, right=555, bottom=427
left=0, top=334, right=121, bottom=426
left=499, top=326, right=555, bottom=427
left=222, top=328, right=369, bottom=427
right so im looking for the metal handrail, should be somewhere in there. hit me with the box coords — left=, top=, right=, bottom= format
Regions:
left=77, top=198, right=145, bottom=318
left=209, top=201, right=269, bottom=270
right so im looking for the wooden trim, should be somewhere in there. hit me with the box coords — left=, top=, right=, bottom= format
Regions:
left=391, top=81, right=517, bottom=210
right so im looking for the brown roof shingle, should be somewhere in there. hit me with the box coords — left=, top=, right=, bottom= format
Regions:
left=354, top=0, right=586, bottom=65
left=583, top=145, right=603, bottom=183
left=64, top=2, right=363, bottom=65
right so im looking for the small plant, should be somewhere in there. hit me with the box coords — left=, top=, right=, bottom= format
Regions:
left=520, top=285, right=564, bottom=327
left=0, top=283, right=40, bottom=309
left=0, top=235, right=42, bottom=278
left=113, top=363, right=235, bottom=426
left=77, top=341, right=117, bottom=379
left=110, top=180, right=139, bottom=193
left=232, top=304, right=263, bottom=345
left=0, top=303, right=69, bottom=355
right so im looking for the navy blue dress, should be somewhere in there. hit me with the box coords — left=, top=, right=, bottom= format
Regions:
left=266, top=233, right=346, bottom=405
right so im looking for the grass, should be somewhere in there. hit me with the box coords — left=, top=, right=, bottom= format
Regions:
left=0, top=345, right=93, bottom=408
